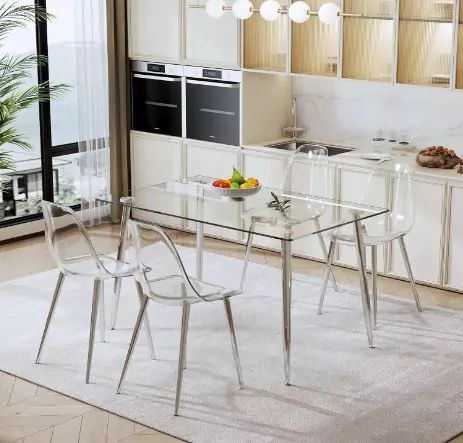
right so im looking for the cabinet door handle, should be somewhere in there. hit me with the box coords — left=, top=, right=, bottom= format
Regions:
left=133, top=74, right=182, bottom=82
left=186, top=79, right=240, bottom=88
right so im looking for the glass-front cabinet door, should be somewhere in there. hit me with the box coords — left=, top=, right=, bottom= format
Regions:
left=397, top=0, right=455, bottom=88
left=342, top=0, right=395, bottom=82
left=243, top=0, right=288, bottom=72
left=291, top=0, right=339, bottom=76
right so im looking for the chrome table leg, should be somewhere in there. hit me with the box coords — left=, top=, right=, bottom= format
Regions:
left=240, top=223, right=255, bottom=292
left=223, top=298, right=244, bottom=389
left=318, top=240, right=336, bottom=315
left=281, top=238, right=292, bottom=385
left=371, top=245, right=378, bottom=329
left=99, top=280, right=105, bottom=343
left=36, top=271, right=65, bottom=364
left=314, top=218, right=338, bottom=292
left=86, top=280, right=101, bottom=384
left=353, top=217, right=374, bottom=348
left=398, top=236, right=422, bottom=312
left=112, top=197, right=134, bottom=330
left=117, top=295, right=150, bottom=393
left=135, top=281, right=156, bottom=360
left=175, top=302, right=190, bottom=416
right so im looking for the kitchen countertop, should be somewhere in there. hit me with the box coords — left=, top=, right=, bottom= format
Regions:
left=243, top=138, right=463, bottom=183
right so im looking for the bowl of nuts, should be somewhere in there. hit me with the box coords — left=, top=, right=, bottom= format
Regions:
left=416, top=146, right=461, bottom=169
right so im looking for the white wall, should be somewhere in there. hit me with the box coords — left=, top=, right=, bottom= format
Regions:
left=293, top=76, right=463, bottom=155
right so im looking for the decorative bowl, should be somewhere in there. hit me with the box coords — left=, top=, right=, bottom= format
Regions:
left=209, top=181, right=262, bottom=199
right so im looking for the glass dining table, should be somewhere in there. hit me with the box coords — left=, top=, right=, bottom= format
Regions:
left=98, top=175, right=389, bottom=386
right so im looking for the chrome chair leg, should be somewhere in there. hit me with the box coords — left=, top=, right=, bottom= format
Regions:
left=371, top=245, right=378, bottom=329
left=36, top=271, right=66, bottom=364
left=318, top=240, right=336, bottom=315
left=111, top=278, right=122, bottom=330
left=99, top=280, right=105, bottom=343
left=175, top=302, right=190, bottom=416
left=314, top=218, right=338, bottom=292
left=223, top=298, right=244, bottom=389
left=240, top=224, right=255, bottom=292
left=86, top=280, right=101, bottom=384
left=117, top=295, right=150, bottom=394
left=135, top=281, right=156, bottom=360
left=398, top=236, right=422, bottom=312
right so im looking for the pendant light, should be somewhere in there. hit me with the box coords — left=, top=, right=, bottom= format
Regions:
left=232, top=0, right=254, bottom=19
left=288, top=1, right=311, bottom=23
left=205, top=0, right=227, bottom=18
left=318, top=2, right=341, bottom=24
left=260, top=0, right=281, bottom=21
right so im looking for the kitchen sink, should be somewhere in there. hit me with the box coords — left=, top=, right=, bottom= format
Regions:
left=267, top=141, right=353, bottom=156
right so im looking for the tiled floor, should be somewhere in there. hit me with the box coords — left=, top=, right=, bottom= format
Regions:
left=0, top=224, right=462, bottom=443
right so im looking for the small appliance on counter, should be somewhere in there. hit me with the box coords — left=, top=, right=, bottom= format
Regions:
left=185, top=65, right=242, bottom=146
left=131, top=61, right=183, bottom=137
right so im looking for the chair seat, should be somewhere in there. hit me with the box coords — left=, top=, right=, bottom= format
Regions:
left=331, top=224, right=407, bottom=246
left=142, top=274, right=240, bottom=305
left=61, top=254, right=135, bottom=278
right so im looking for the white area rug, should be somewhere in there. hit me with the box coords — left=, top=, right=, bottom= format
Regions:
left=1, top=244, right=463, bottom=443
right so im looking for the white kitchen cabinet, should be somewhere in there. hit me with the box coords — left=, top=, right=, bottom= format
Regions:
left=184, top=0, right=240, bottom=67
left=131, top=131, right=183, bottom=228
left=242, top=149, right=287, bottom=251
left=128, top=0, right=181, bottom=62
left=390, top=178, right=445, bottom=285
left=185, top=141, right=241, bottom=240
left=290, top=160, right=335, bottom=261
left=335, top=166, right=388, bottom=272
left=446, top=184, right=463, bottom=289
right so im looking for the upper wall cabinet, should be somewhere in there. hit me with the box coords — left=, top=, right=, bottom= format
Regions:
left=185, top=0, right=240, bottom=67
left=128, top=0, right=181, bottom=62
left=457, top=0, right=463, bottom=89
left=291, top=0, right=339, bottom=76
left=244, top=0, right=288, bottom=72
left=342, top=0, right=395, bottom=82
left=397, top=0, right=455, bottom=87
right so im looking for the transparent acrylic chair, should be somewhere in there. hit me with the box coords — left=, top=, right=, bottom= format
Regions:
left=117, top=220, right=244, bottom=416
left=318, top=157, right=422, bottom=327
left=240, top=145, right=338, bottom=291
left=36, top=201, right=155, bottom=384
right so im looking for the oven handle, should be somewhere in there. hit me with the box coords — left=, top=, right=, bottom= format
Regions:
left=133, top=73, right=182, bottom=82
left=186, top=79, right=240, bottom=88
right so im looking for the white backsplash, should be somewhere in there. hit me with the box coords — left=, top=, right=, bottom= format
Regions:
left=294, top=76, right=463, bottom=155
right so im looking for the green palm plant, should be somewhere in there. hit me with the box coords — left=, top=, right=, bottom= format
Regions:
left=0, top=1, right=69, bottom=172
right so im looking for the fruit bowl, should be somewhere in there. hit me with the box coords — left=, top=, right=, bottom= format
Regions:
left=209, top=181, right=262, bottom=199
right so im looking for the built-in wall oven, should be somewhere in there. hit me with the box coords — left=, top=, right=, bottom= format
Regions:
left=131, top=61, right=183, bottom=137
left=184, top=66, right=242, bottom=146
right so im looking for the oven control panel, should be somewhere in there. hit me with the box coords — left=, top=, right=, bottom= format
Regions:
left=131, top=60, right=184, bottom=77
left=184, top=65, right=243, bottom=83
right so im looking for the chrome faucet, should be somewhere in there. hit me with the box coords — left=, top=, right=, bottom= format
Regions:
left=284, top=96, right=306, bottom=139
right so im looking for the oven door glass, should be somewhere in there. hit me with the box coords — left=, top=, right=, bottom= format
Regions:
left=132, top=74, right=182, bottom=137
left=186, top=80, right=240, bottom=146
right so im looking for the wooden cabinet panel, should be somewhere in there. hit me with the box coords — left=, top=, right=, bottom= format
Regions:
left=131, top=132, right=183, bottom=228
left=390, top=179, right=445, bottom=284
left=242, top=150, right=287, bottom=250
left=336, top=167, right=388, bottom=271
left=186, top=142, right=241, bottom=240
left=445, top=185, right=463, bottom=288
left=185, top=0, right=240, bottom=67
left=128, top=0, right=181, bottom=62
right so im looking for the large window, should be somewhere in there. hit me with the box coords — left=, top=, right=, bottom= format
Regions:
left=0, top=0, right=81, bottom=224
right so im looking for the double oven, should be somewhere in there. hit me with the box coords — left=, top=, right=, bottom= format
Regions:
left=131, top=61, right=241, bottom=146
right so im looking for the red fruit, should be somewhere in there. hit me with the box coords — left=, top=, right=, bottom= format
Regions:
left=221, top=182, right=230, bottom=188
left=213, top=179, right=223, bottom=187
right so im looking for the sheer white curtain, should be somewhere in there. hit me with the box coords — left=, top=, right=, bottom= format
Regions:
left=75, top=0, right=110, bottom=225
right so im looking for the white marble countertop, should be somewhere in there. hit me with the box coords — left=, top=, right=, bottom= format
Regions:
left=242, top=137, right=463, bottom=183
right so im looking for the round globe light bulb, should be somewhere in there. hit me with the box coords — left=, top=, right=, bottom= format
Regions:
left=318, top=2, right=341, bottom=25
left=288, top=1, right=311, bottom=23
left=260, top=0, right=281, bottom=21
left=206, top=0, right=226, bottom=18
left=232, top=0, right=254, bottom=19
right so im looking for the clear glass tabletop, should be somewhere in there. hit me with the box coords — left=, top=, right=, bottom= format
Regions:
left=98, top=176, right=389, bottom=241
